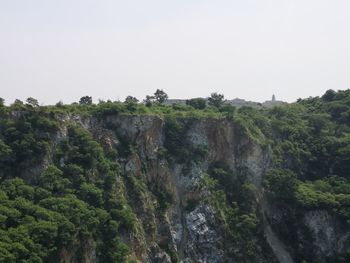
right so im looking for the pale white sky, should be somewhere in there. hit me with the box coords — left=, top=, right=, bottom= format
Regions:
left=1, top=0, right=349, bottom=104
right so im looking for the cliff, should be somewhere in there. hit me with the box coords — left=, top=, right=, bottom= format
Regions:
left=1, top=90, right=350, bottom=263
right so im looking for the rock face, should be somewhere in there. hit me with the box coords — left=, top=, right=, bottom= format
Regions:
left=84, top=115, right=272, bottom=262
left=103, top=115, right=290, bottom=263
left=303, top=210, right=350, bottom=258
left=262, top=200, right=350, bottom=263
left=184, top=205, right=223, bottom=262
left=21, top=113, right=349, bottom=263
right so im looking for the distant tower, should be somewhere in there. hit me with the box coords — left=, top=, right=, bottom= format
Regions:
left=272, top=94, right=276, bottom=102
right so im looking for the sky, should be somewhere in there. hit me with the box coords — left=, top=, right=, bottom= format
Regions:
left=1, top=0, right=350, bottom=105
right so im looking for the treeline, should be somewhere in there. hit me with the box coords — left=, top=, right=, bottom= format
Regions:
left=0, top=89, right=228, bottom=110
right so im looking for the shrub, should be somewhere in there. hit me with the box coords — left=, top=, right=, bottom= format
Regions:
left=186, top=98, right=207, bottom=110
left=264, top=169, right=298, bottom=201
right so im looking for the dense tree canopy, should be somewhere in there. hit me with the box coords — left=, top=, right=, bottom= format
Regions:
left=79, top=96, right=93, bottom=105
left=153, top=89, right=168, bottom=104
left=186, top=98, right=207, bottom=110
left=208, top=92, right=225, bottom=108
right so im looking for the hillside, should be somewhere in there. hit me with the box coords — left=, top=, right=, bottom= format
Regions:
left=0, top=90, right=349, bottom=262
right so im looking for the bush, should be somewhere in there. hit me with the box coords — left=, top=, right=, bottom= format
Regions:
left=208, top=92, right=225, bottom=108
left=186, top=98, right=207, bottom=109
left=264, top=169, right=298, bottom=201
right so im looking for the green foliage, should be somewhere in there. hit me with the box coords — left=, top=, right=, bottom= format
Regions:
left=0, top=172, right=132, bottom=262
left=294, top=177, right=350, bottom=221
left=295, top=182, right=339, bottom=208
left=38, top=166, right=71, bottom=194
left=219, top=104, right=236, bottom=117
left=78, top=183, right=103, bottom=207
left=26, top=97, right=39, bottom=108
left=0, top=111, right=136, bottom=261
left=225, top=204, right=258, bottom=258
left=0, top=139, right=12, bottom=160
left=265, top=171, right=350, bottom=222
left=208, top=92, right=225, bottom=108
left=124, top=96, right=139, bottom=111
left=203, top=164, right=259, bottom=260
left=233, top=110, right=269, bottom=145
left=1, top=178, right=34, bottom=200
left=163, top=117, right=187, bottom=157
left=0, top=89, right=349, bottom=261
left=79, top=96, right=93, bottom=105
left=322, top=89, right=336, bottom=101
left=186, top=98, right=207, bottom=110
left=145, top=95, right=154, bottom=107
left=124, top=96, right=138, bottom=104
left=164, top=117, right=207, bottom=163
left=0, top=108, right=59, bottom=178
left=265, top=90, right=350, bottom=226
left=264, top=169, right=298, bottom=201
left=11, top=99, right=25, bottom=110
left=268, top=94, right=350, bottom=181
left=153, top=89, right=168, bottom=104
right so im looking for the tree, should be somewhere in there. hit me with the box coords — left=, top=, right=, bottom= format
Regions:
left=265, top=169, right=298, bottom=201
left=154, top=89, right=168, bottom=104
left=26, top=97, right=39, bottom=107
left=0, top=139, right=12, bottom=160
left=124, top=96, right=139, bottom=111
left=322, top=89, right=336, bottom=101
left=11, top=99, right=25, bottom=110
left=55, top=101, right=64, bottom=107
left=0, top=97, right=4, bottom=107
left=38, top=165, right=70, bottom=193
left=186, top=98, right=207, bottom=110
left=79, top=96, right=92, bottom=105
left=208, top=92, right=225, bottom=108
left=219, top=104, right=236, bottom=116
left=145, top=95, right=155, bottom=107
left=79, top=183, right=103, bottom=207
left=124, top=96, right=139, bottom=104
left=307, top=113, right=330, bottom=134
left=13, top=99, right=23, bottom=105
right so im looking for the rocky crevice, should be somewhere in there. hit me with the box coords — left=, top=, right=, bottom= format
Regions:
left=260, top=197, right=294, bottom=263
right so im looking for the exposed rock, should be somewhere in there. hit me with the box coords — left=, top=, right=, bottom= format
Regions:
left=149, top=244, right=172, bottom=263
left=304, top=210, right=350, bottom=258
left=183, top=205, right=223, bottom=263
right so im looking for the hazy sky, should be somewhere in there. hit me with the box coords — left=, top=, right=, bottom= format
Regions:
left=1, top=0, right=350, bottom=104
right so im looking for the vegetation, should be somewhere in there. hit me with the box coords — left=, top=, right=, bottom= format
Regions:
left=79, top=96, right=93, bottom=105
left=262, top=90, right=350, bottom=262
left=264, top=90, right=350, bottom=224
left=144, top=89, right=169, bottom=106
left=208, top=92, right=226, bottom=108
left=0, top=89, right=349, bottom=262
left=124, top=96, right=139, bottom=111
left=153, top=89, right=168, bottom=104
left=186, top=98, right=207, bottom=110
left=0, top=107, right=136, bottom=262
left=202, top=164, right=258, bottom=260
left=163, top=117, right=207, bottom=163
